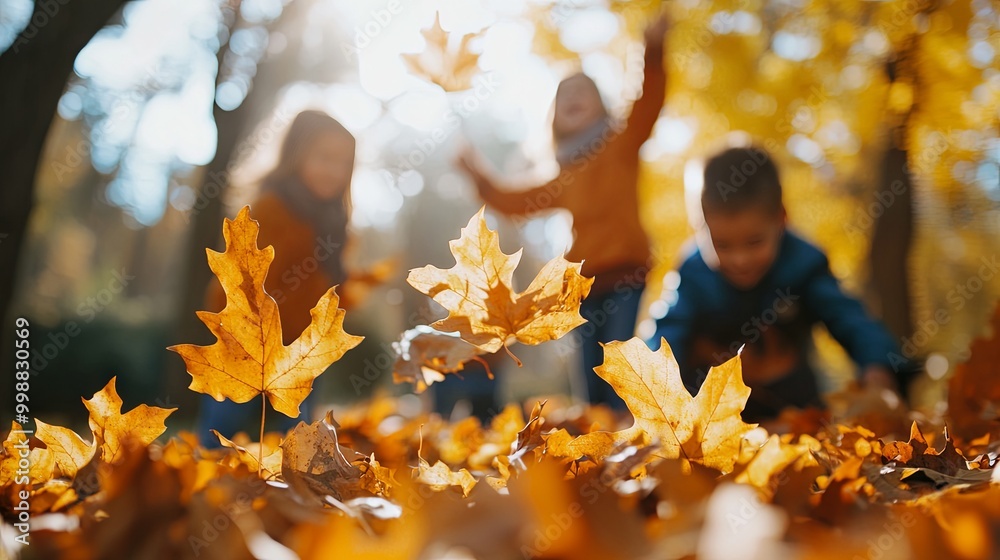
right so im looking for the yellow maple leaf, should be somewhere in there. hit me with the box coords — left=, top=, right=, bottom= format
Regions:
left=82, top=377, right=175, bottom=465
left=576, top=338, right=756, bottom=473
left=403, top=12, right=482, bottom=92
left=407, top=207, right=593, bottom=362
left=169, top=206, right=364, bottom=418
left=34, top=419, right=96, bottom=479
left=1, top=422, right=55, bottom=490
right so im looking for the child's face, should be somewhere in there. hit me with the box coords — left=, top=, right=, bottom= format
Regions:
left=553, top=76, right=605, bottom=139
left=298, top=131, right=355, bottom=200
left=703, top=206, right=786, bottom=290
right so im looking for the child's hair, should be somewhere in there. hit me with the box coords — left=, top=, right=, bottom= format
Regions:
left=700, top=146, right=783, bottom=215
left=260, top=109, right=355, bottom=200
left=551, top=72, right=608, bottom=145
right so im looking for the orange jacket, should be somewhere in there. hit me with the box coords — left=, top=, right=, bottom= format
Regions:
left=205, top=193, right=343, bottom=345
left=476, top=42, right=665, bottom=293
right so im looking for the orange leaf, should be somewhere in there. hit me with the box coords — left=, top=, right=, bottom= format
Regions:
left=82, top=377, right=175, bottom=465
left=403, top=12, right=483, bottom=92
left=407, top=207, right=593, bottom=358
left=581, top=338, right=756, bottom=473
left=169, top=206, right=364, bottom=417
left=215, top=431, right=283, bottom=480
left=34, top=419, right=96, bottom=479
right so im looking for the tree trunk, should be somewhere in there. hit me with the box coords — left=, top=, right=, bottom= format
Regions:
left=0, top=0, right=130, bottom=373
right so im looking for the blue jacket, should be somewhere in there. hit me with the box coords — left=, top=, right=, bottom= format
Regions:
left=649, top=230, right=900, bottom=400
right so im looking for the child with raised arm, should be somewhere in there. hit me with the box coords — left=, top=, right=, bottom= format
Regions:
left=649, top=145, right=903, bottom=422
left=198, top=110, right=354, bottom=445
left=457, top=15, right=669, bottom=409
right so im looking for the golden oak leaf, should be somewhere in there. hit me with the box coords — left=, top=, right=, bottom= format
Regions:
left=168, top=206, right=364, bottom=417
left=407, top=207, right=593, bottom=359
left=82, top=377, right=175, bottom=465
left=34, top=419, right=96, bottom=479
left=584, top=338, right=756, bottom=473
left=403, top=12, right=483, bottom=92
left=216, top=431, right=283, bottom=480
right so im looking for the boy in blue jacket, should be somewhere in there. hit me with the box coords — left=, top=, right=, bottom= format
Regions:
left=649, top=145, right=902, bottom=422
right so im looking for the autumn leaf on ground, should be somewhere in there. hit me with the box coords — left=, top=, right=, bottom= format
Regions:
left=413, top=431, right=477, bottom=497
left=169, top=206, right=363, bottom=418
left=564, top=338, right=756, bottom=473
left=216, top=431, right=283, bottom=480
left=82, top=377, right=175, bottom=465
left=407, top=207, right=593, bottom=363
left=877, top=422, right=996, bottom=491
left=403, top=12, right=483, bottom=92
left=281, top=412, right=368, bottom=504
left=948, top=303, right=1000, bottom=441
left=392, top=326, right=487, bottom=393
left=35, top=419, right=96, bottom=479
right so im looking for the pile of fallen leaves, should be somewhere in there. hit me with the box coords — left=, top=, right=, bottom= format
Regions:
left=3, top=207, right=1000, bottom=560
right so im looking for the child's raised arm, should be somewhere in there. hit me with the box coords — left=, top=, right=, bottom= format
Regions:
left=456, top=145, right=567, bottom=217
left=621, top=14, right=668, bottom=152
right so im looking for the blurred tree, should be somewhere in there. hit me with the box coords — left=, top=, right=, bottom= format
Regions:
left=0, top=0, right=130, bottom=345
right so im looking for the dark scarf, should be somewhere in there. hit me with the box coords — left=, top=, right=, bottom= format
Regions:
left=555, top=117, right=619, bottom=168
left=265, top=178, right=349, bottom=285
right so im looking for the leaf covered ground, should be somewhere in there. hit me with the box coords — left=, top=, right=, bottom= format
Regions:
left=3, top=208, right=999, bottom=560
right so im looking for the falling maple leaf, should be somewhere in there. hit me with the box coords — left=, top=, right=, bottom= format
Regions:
left=169, top=206, right=364, bottom=419
left=403, top=12, right=483, bottom=92
left=391, top=326, right=487, bottom=393
left=556, top=338, right=756, bottom=473
left=82, top=377, right=175, bottom=465
left=407, top=207, right=593, bottom=364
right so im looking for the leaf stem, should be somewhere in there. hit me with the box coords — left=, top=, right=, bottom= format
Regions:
left=503, top=343, right=523, bottom=367
left=259, top=396, right=265, bottom=478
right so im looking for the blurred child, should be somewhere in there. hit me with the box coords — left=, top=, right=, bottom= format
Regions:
left=648, top=145, right=902, bottom=422
left=457, top=15, right=669, bottom=409
left=198, top=110, right=354, bottom=445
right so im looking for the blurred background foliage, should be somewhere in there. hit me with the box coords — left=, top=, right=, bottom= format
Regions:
left=1, top=0, right=997, bottom=427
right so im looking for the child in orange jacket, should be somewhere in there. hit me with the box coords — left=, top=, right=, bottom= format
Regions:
left=198, top=110, right=354, bottom=445
left=457, top=15, right=669, bottom=409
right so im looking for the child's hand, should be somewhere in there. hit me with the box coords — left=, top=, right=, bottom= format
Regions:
left=644, top=12, right=670, bottom=47
left=861, top=365, right=899, bottom=392
left=860, top=365, right=903, bottom=409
